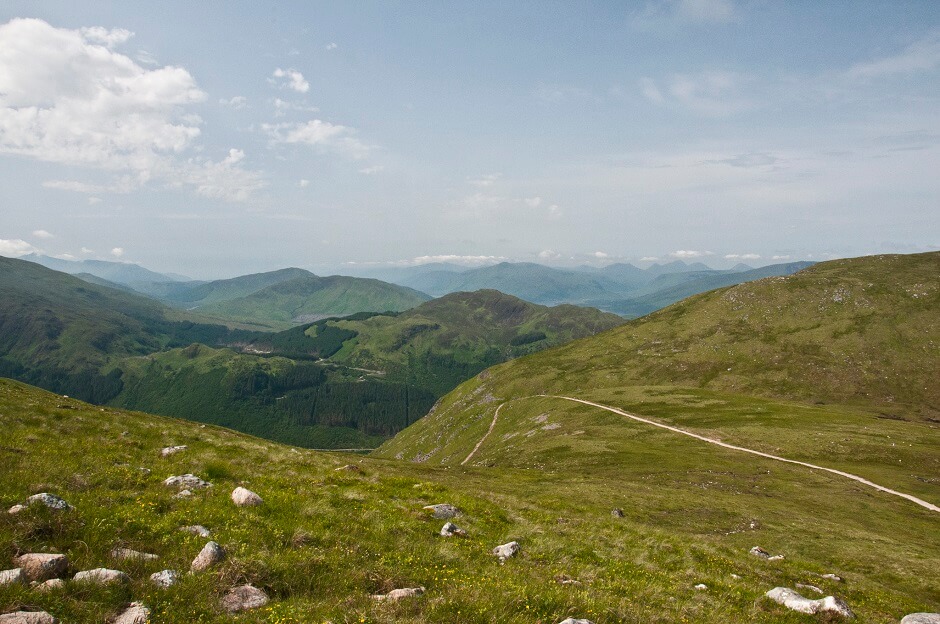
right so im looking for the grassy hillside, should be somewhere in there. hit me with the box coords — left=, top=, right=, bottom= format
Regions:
left=1, top=378, right=938, bottom=622
left=156, top=267, right=311, bottom=308
left=378, top=252, right=940, bottom=465
left=194, top=274, right=431, bottom=330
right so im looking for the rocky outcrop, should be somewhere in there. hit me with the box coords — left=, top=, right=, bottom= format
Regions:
left=0, top=612, right=59, bottom=624
left=372, top=587, right=425, bottom=601
left=8, top=494, right=72, bottom=514
left=423, top=504, right=458, bottom=519
left=111, top=548, right=158, bottom=562
left=112, top=603, right=150, bottom=624
left=492, top=541, right=520, bottom=561
left=14, top=554, right=67, bottom=582
left=765, top=587, right=854, bottom=618
left=220, top=585, right=269, bottom=613
left=73, top=568, right=130, bottom=585
left=191, top=541, right=225, bottom=572
left=149, top=570, right=178, bottom=588
left=164, top=474, right=211, bottom=489
left=901, top=615, right=940, bottom=624
left=160, top=446, right=187, bottom=457
left=440, top=522, right=466, bottom=537
left=231, top=487, right=263, bottom=507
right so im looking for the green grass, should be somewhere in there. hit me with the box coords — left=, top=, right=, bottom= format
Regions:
left=0, top=379, right=938, bottom=623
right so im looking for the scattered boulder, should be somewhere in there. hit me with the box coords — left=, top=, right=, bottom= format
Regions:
left=694, top=583, right=708, bottom=591
left=33, top=579, right=65, bottom=593
left=821, top=573, right=844, bottom=582
left=73, top=568, right=130, bottom=585
left=372, top=587, right=425, bottom=601
left=150, top=569, right=178, bottom=588
left=180, top=525, right=211, bottom=538
left=111, top=548, right=158, bottom=562
left=7, top=505, right=25, bottom=514
left=492, top=541, right=520, bottom=562
left=0, top=569, right=25, bottom=586
left=440, top=522, right=466, bottom=537
left=423, top=504, right=459, bottom=519
left=26, top=493, right=72, bottom=510
left=14, top=554, right=68, bottom=582
left=160, top=446, right=187, bottom=457
left=112, top=603, right=150, bottom=624
left=173, top=489, right=193, bottom=499
left=901, top=615, right=940, bottom=624
left=796, top=582, right=823, bottom=594
left=231, top=487, right=263, bottom=507
left=611, top=508, right=625, bottom=518
left=335, top=464, right=360, bottom=472
left=191, top=541, right=225, bottom=572
left=557, top=619, right=594, bottom=624
left=765, top=587, right=854, bottom=619
left=0, top=612, right=59, bottom=624
left=220, top=585, right=269, bottom=613
left=164, top=474, right=211, bottom=489
left=750, top=546, right=782, bottom=560
left=555, top=574, right=581, bottom=586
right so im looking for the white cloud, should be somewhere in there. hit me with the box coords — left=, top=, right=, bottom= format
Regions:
left=32, top=229, right=54, bottom=239
left=468, top=173, right=502, bottom=187
left=81, top=247, right=94, bottom=254
left=724, top=253, right=761, bottom=260
left=358, top=165, right=384, bottom=174
left=325, top=42, right=337, bottom=51
left=847, top=30, right=940, bottom=80
left=547, top=204, right=562, bottom=219
left=87, top=197, right=101, bottom=205
left=272, top=67, right=310, bottom=93
left=408, top=255, right=504, bottom=266
left=639, top=78, right=665, bottom=104
left=79, top=26, right=133, bottom=47
left=172, top=148, right=267, bottom=202
left=263, top=119, right=373, bottom=159
left=272, top=98, right=319, bottom=116
left=636, top=0, right=737, bottom=26
left=670, top=249, right=713, bottom=258
left=52, top=253, right=75, bottom=260
left=639, top=256, right=659, bottom=262
left=299, top=178, right=310, bottom=188
left=538, top=249, right=562, bottom=260
left=524, top=196, right=543, bottom=207
left=0, top=239, right=38, bottom=257
left=771, top=254, right=792, bottom=260
left=593, top=251, right=609, bottom=258
left=110, top=247, right=124, bottom=257
left=220, top=96, right=248, bottom=109
left=135, top=50, right=158, bottom=66
left=43, top=177, right=138, bottom=194
left=642, top=71, right=752, bottom=116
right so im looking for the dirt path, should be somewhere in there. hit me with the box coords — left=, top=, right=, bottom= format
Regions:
left=461, top=394, right=940, bottom=514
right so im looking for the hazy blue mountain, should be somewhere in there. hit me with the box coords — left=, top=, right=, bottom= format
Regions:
left=21, top=254, right=188, bottom=292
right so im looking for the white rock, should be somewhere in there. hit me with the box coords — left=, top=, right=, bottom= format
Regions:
left=14, top=554, right=68, bottom=582
left=231, top=487, right=263, bottom=507
left=180, top=525, right=211, bottom=537
left=372, top=587, right=425, bottom=601
left=0, top=569, right=25, bottom=586
left=33, top=579, right=64, bottom=593
left=334, top=464, right=360, bottom=472
left=765, top=587, right=854, bottom=619
left=821, top=573, right=844, bottom=582
left=150, top=569, right=178, bottom=588
left=796, top=582, right=823, bottom=594
left=113, top=603, right=150, bottom=624
left=423, top=503, right=459, bottom=519
left=164, top=474, right=211, bottom=489
left=111, top=548, right=158, bottom=562
left=7, top=505, right=25, bottom=514
left=558, top=619, right=594, bottom=624
left=901, top=614, right=940, bottom=624
left=694, top=583, right=708, bottom=590
left=173, top=489, right=192, bottom=499
left=0, top=612, right=59, bottom=624
left=749, top=546, right=771, bottom=559
left=26, top=494, right=72, bottom=510
left=73, top=568, right=129, bottom=585
left=768, top=555, right=785, bottom=561
left=440, top=522, right=466, bottom=537
left=191, top=541, right=225, bottom=572
left=492, top=541, right=520, bottom=561
left=160, top=445, right=187, bottom=457
left=220, top=585, right=269, bottom=613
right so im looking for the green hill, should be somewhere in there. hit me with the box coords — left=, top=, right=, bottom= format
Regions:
left=193, top=274, right=431, bottom=330
left=156, top=267, right=311, bottom=308
left=1, top=377, right=937, bottom=622
left=377, top=252, right=940, bottom=469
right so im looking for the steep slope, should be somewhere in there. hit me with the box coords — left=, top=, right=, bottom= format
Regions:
left=194, top=274, right=431, bottom=329
left=1, top=379, right=938, bottom=622
left=378, top=252, right=940, bottom=471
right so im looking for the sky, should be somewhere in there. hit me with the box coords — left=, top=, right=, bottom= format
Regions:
left=0, top=0, right=938, bottom=279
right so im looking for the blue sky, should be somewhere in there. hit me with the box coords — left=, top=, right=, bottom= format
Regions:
left=0, top=0, right=938, bottom=278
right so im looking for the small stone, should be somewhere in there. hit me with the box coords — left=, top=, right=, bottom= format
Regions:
left=231, top=487, right=263, bottom=507
left=440, top=522, right=466, bottom=537
left=334, top=464, right=360, bottom=472
left=180, top=525, right=211, bottom=537
left=555, top=574, right=581, bottom=586
left=220, top=585, right=269, bottom=613
left=149, top=569, right=178, bottom=588
left=749, top=546, right=771, bottom=559
left=26, top=493, right=72, bottom=510
left=7, top=505, right=25, bottom=514
left=611, top=508, right=624, bottom=518
left=557, top=619, right=594, bottom=624
left=423, top=504, right=458, bottom=519
left=372, top=587, right=425, bottom=601
left=492, top=541, right=520, bottom=561
left=765, top=587, right=854, bottom=619
left=821, top=573, right=844, bottom=582
left=14, top=554, right=68, bottom=582
left=113, top=603, right=150, bottom=624
left=768, top=555, right=785, bottom=561
left=73, top=568, right=130, bottom=585
left=0, top=569, right=25, bottom=586
left=33, top=579, right=64, bottom=593
left=0, top=612, right=59, bottom=624
left=901, top=614, right=940, bottom=624
left=164, top=474, right=211, bottom=489
left=160, top=446, right=187, bottom=457
left=730, top=573, right=742, bottom=580
left=111, top=548, right=158, bottom=562
left=191, top=541, right=225, bottom=572
left=796, top=582, right=823, bottom=594
left=694, top=583, right=708, bottom=591
left=173, top=489, right=192, bottom=499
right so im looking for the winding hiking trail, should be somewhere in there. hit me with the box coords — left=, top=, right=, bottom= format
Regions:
left=461, top=394, right=940, bottom=514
